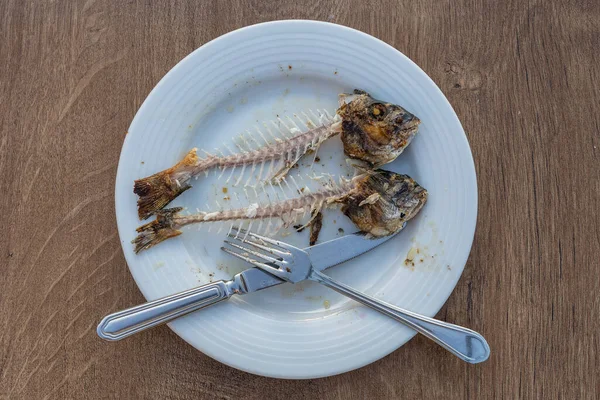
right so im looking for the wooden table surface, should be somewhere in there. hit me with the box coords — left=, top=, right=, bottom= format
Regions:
left=1, top=1, right=599, bottom=399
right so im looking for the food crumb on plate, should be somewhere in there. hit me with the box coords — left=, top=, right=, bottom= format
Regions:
left=152, top=261, right=165, bottom=271
left=323, top=300, right=331, bottom=309
left=405, top=247, right=417, bottom=266
left=305, top=295, right=322, bottom=301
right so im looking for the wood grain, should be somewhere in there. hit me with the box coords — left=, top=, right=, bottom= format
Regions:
left=1, top=0, right=599, bottom=399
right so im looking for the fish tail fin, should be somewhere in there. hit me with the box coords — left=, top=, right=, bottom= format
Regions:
left=132, top=207, right=184, bottom=253
left=134, top=149, right=199, bottom=219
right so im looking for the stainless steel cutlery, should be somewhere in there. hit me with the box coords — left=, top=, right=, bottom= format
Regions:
left=222, top=227, right=490, bottom=364
left=98, top=227, right=489, bottom=365
left=97, top=230, right=397, bottom=341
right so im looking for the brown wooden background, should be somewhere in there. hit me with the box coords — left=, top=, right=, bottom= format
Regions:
left=1, top=0, right=599, bottom=399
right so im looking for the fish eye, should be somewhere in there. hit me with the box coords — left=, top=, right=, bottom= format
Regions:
left=370, top=103, right=387, bottom=119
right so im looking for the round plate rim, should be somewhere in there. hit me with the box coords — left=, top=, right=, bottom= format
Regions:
left=115, top=19, right=478, bottom=379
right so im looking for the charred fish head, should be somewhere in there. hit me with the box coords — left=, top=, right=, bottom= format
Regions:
left=338, top=90, right=420, bottom=166
left=339, top=170, right=427, bottom=237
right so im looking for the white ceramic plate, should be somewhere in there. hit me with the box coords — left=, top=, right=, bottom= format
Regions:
left=115, top=20, right=477, bottom=379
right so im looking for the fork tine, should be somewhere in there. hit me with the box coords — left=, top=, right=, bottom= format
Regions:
left=232, top=226, right=280, bottom=245
left=220, top=247, right=285, bottom=278
left=223, top=240, right=281, bottom=264
left=226, top=232, right=288, bottom=256
left=231, top=226, right=296, bottom=251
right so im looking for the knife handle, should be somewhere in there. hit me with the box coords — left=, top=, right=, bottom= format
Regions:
left=97, top=281, right=233, bottom=341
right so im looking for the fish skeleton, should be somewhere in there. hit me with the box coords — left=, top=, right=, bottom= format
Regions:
left=133, top=90, right=421, bottom=220
left=132, top=169, right=427, bottom=253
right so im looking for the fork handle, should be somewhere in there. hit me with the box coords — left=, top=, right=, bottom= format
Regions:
left=310, top=270, right=490, bottom=363
left=97, top=281, right=233, bottom=341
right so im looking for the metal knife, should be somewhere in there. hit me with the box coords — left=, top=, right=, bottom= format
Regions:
left=97, top=231, right=398, bottom=341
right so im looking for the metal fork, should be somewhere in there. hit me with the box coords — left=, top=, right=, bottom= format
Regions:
left=222, top=228, right=490, bottom=364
